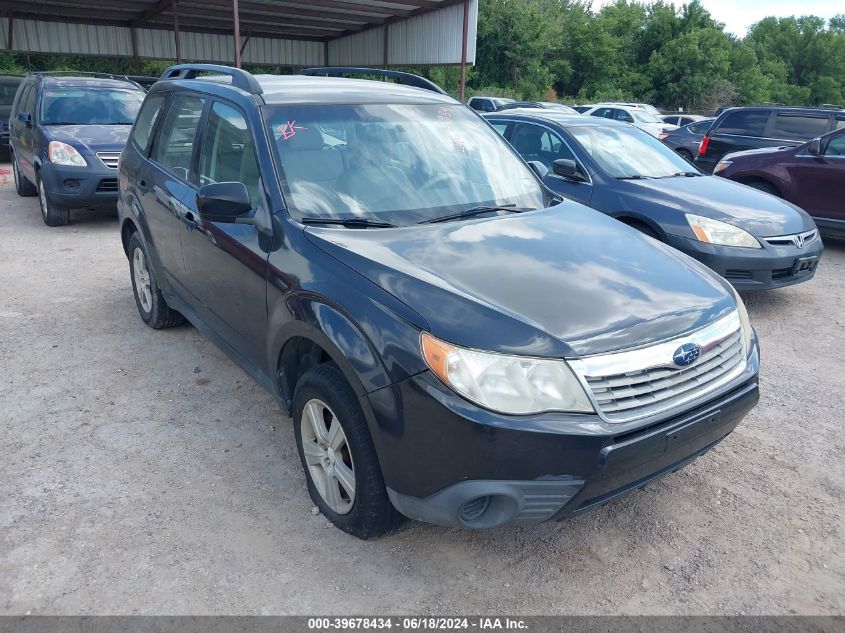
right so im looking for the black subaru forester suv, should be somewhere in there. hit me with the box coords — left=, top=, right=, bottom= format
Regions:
left=118, top=64, right=760, bottom=538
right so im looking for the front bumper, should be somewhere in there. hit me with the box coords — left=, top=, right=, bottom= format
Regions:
left=38, top=160, right=119, bottom=209
left=368, top=340, right=759, bottom=529
left=664, top=232, right=823, bottom=291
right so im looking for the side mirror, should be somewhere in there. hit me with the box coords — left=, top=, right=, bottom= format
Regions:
left=18, top=112, right=32, bottom=127
left=807, top=138, right=822, bottom=156
left=196, top=182, right=252, bottom=223
left=526, top=160, right=549, bottom=180
left=553, top=159, right=587, bottom=182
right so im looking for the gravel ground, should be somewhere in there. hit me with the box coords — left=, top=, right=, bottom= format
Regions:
left=0, top=164, right=843, bottom=616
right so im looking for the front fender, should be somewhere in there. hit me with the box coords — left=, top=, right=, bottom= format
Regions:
left=269, top=294, right=427, bottom=413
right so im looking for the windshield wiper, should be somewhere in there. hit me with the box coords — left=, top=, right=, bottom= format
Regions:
left=300, top=217, right=396, bottom=228
left=419, top=204, right=535, bottom=225
left=616, top=175, right=654, bottom=180
left=670, top=171, right=701, bottom=177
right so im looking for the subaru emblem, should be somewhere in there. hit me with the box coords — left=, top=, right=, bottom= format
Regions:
left=672, top=343, right=701, bottom=367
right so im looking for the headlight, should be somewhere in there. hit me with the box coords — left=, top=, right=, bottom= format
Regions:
left=420, top=332, right=594, bottom=415
left=731, top=287, right=753, bottom=356
left=48, top=141, right=87, bottom=167
left=713, top=159, right=732, bottom=175
left=686, top=214, right=760, bottom=248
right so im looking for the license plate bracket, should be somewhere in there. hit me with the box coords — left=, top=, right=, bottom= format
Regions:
left=793, top=256, right=818, bottom=275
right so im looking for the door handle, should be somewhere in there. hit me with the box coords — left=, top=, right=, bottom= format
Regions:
left=138, top=179, right=148, bottom=194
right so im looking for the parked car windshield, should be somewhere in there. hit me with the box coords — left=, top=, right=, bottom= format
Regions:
left=40, top=87, right=145, bottom=125
left=569, top=125, right=696, bottom=178
left=264, top=103, right=545, bottom=225
left=633, top=110, right=664, bottom=124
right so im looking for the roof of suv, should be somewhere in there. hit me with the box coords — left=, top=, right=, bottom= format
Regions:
left=36, top=76, right=143, bottom=90
left=253, top=75, right=457, bottom=105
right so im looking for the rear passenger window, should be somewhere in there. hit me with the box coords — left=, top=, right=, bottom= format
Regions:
left=198, top=101, right=261, bottom=208
left=131, top=94, right=166, bottom=154
left=834, top=117, right=844, bottom=130
left=13, top=84, right=30, bottom=116
left=717, top=111, right=769, bottom=137
left=490, top=122, right=508, bottom=136
left=824, top=134, right=845, bottom=156
left=152, top=94, right=205, bottom=181
left=770, top=114, right=829, bottom=140
left=688, top=121, right=710, bottom=134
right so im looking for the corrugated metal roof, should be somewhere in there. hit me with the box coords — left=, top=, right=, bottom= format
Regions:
left=4, top=1, right=475, bottom=67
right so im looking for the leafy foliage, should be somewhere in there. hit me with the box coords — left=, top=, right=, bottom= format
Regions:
left=468, top=0, right=845, bottom=110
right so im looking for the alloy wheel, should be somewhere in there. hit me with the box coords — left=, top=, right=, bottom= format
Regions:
left=300, top=398, right=356, bottom=514
left=132, top=247, right=153, bottom=313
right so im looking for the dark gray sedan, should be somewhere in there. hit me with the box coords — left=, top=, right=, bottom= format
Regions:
left=659, top=118, right=713, bottom=162
left=484, top=111, right=822, bottom=291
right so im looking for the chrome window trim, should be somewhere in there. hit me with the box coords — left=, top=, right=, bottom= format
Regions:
left=569, top=311, right=747, bottom=423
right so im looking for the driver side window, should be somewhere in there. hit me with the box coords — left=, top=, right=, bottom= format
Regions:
left=824, top=133, right=845, bottom=156
left=199, top=101, right=261, bottom=208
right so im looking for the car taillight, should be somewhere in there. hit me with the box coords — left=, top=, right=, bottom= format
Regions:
left=698, top=135, right=710, bottom=156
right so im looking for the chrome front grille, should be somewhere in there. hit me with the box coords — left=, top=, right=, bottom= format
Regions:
left=97, top=152, right=120, bottom=169
left=570, top=311, right=746, bottom=423
left=763, top=229, right=818, bottom=248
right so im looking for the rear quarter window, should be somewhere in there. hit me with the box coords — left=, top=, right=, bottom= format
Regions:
left=687, top=121, right=711, bottom=134
left=131, top=94, right=166, bottom=154
left=715, top=111, right=770, bottom=137
left=769, top=114, right=830, bottom=140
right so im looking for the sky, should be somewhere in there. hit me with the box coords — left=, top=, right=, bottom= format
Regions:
left=591, top=0, right=843, bottom=36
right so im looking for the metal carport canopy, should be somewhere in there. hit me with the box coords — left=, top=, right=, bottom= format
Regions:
left=0, top=1, right=477, bottom=83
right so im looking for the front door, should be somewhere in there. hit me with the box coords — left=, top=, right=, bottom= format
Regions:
left=144, top=93, right=207, bottom=299
left=792, top=129, right=845, bottom=222
left=181, top=99, right=269, bottom=366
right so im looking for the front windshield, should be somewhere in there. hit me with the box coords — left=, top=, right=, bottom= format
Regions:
left=40, top=88, right=145, bottom=125
left=569, top=125, right=697, bottom=178
left=264, top=103, right=545, bottom=224
left=633, top=110, right=664, bottom=123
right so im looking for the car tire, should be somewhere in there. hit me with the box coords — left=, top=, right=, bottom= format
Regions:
left=12, top=154, right=37, bottom=197
left=676, top=148, right=694, bottom=163
left=36, top=175, right=70, bottom=227
left=746, top=180, right=781, bottom=197
left=293, top=363, right=404, bottom=539
left=127, top=232, right=185, bottom=329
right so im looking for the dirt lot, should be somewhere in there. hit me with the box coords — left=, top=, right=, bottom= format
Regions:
left=0, top=163, right=842, bottom=616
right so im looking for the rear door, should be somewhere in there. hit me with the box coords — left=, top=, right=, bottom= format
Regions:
left=707, top=109, right=772, bottom=162
left=792, top=129, right=845, bottom=222
left=10, top=82, right=37, bottom=181
left=181, top=99, right=269, bottom=365
left=144, top=92, right=207, bottom=300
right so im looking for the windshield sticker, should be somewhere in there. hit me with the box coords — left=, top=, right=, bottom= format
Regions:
left=279, top=120, right=306, bottom=140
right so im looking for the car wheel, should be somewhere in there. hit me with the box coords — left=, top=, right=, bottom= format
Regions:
left=12, top=154, right=37, bottom=197
left=676, top=148, right=694, bottom=163
left=746, top=180, right=781, bottom=197
left=36, top=175, right=70, bottom=227
left=127, top=232, right=185, bottom=329
left=293, top=364, right=403, bottom=539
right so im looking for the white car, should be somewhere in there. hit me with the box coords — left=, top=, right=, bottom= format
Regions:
left=596, top=101, right=663, bottom=117
left=583, top=104, right=677, bottom=138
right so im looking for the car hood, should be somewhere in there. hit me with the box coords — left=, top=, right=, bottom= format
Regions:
left=46, top=124, right=132, bottom=154
left=304, top=203, right=735, bottom=358
left=723, top=145, right=797, bottom=161
left=624, top=174, right=813, bottom=236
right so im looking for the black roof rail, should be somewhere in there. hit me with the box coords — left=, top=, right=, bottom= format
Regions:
left=160, top=64, right=263, bottom=95
left=297, top=67, right=447, bottom=95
